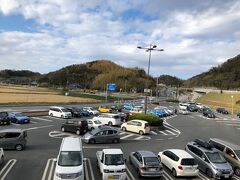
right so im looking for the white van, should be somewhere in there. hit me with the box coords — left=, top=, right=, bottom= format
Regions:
left=49, top=106, right=72, bottom=119
left=93, top=113, right=122, bottom=126
left=54, top=137, right=84, bottom=180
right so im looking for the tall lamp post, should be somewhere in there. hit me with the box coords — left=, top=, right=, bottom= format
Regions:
left=231, top=95, right=234, bottom=115
left=137, top=44, right=164, bottom=114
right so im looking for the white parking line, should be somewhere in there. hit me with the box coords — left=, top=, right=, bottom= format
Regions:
left=84, top=160, right=89, bottom=180
left=134, top=136, right=145, bottom=140
left=87, top=158, right=95, bottom=180
left=120, top=134, right=135, bottom=139
left=163, top=170, right=174, bottom=180
left=11, top=123, right=21, bottom=126
left=165, top=130, right=177, bottom=135
left=0, top=159, right=17, bottom=180
left=120, top=132, right=127, bottom=135
left=159, top=131, right=168, bottom=135
left=32, top=117, right=53, bottom=122
left=24, top=125, right=53, bottom=131
left=41, top=158, right=56, bottom=180
left=150, top=131, right=157, bottom=135
left=126, top=166, right=135, bottom=180
left=31, top=121, right=37, bottom=124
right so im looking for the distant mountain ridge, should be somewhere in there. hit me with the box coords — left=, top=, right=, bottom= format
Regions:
left=1, top=54, right=240, bottom=90
left=184, top=54, right=240, bottom=89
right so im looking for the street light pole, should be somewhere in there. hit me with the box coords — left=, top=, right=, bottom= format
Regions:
left=231, top=95, right=234, bottom=115
left=137, top=44, right=164, bottom=114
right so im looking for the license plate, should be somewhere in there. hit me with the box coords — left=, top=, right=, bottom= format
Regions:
left=149, top=168, right=156, bottom=171
left=108, top=175, right=120, bottom=180
left=224, top=175, right=229, bottom=178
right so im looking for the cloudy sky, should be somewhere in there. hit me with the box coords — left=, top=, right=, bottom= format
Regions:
left=0, top=0, right=239, bottom=79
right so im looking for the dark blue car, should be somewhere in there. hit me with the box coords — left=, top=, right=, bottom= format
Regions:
left=9, top=112, right=30, bottom=124
left=149, top=110, right=167, bottom=117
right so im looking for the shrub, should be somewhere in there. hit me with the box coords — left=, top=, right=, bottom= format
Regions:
left=166, top=99, right=179, bottom=103
left=128, top=113, right=163, bottom=126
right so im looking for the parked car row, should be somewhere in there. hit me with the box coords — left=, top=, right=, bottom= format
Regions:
left=54, top=136, right=240, bottom=180
left=0, top=111, right=30, bottom=125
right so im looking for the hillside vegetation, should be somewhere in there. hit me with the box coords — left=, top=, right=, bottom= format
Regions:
left=39, top=60, right=155, bottom=92
left=157, top=75, right=183, bottom=87
left=185, top=54, right=240, bottom=89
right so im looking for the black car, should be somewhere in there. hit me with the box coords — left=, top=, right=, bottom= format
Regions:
left=66, top=107, right=82, bottom=118
left=61, top=120, right=88, bottom=135
left=0, top=112, right=11, bottom=125
left=216, top=107, right=229, bottom=114
left=111, top=105, right=124, bottom=112
left=203, top=110, right=216, bottom=118
left=237, top=112, right=240, bottom=118
left=187, top=104, right=199, bottom=112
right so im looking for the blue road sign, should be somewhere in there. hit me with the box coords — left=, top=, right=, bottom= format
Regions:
left=107, top=83, right=116, bottom=91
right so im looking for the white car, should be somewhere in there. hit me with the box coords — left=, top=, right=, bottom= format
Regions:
left=158, top=149, right=199, bottom=177
left=49, top=106, right=72, bottom=119
left=178, top=109, right=190, bottom=115
left=196, top=103, right=203, bottom=109
left=93, top=113, right=122, bottom=126
left=121, top=120, right=150, bottom=135
left=0, top=148, right=4, bottom=165
left=83, top=107, right=99, bottom=115
left=87, top=119, right=103, bottom=130
left=179, top=103, right=188, bottom=110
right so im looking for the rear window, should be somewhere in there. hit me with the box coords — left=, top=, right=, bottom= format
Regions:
left=113, top=115, right=120, bottom=119
left=181, top=158, right=197, bottom=165
left=5, top=132, right=21, bottom=138
left=144, top=157, right=160, bottom=165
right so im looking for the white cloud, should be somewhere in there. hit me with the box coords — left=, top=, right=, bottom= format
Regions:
left=0, top=0, right=239, bottom=79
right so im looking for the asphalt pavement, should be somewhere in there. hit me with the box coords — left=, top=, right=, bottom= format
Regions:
left=0, top=106, right=240, bottom=180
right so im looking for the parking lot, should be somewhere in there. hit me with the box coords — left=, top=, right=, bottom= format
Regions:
left=0, top=105, right=240, bottom=180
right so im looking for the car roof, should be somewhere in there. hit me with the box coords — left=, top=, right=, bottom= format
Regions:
left=0, top=129, right=24, bottom=133
left=188, top=141, right=217, bottom=153
left=210, top=138, right=240, bottom=150
left=61, top=137, right=82, bottom=151
left=50, top=106, right=65, bottom=109
left=129, top=120, right=148, bottom=124
left=137, top=151, right=157, bottom=157
left=166, top=149, right=193, bottom=158
left=104, top=149, right=123, bottom=154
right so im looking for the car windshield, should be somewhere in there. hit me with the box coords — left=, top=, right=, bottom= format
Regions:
left=58, top=151, right=82, bottom=166
left=61, top=109, right=69, bottom=112
left=105, top=154, right=124, bottom=165
left=144, top=157, right=160, bottom=165
left=15, top=113, right=24, bottom=117
left=205, top=152, right=226, bottom=163
left=181, top=158, right=197, bottom=165
left=94, top=120, right=101, bottom=124
left=234, top=150, right=240, bottom=159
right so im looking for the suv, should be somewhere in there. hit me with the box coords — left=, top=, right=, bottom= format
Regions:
left=203, top=110, right=216, bottom=118
left=49, top=106, right=72, bottom=119
left=0, top=129, right=27, bottom=151
left=209, top=138, right=240, bottom=177
left=61, top=120, right=88, bottom=135
left=185, top=139, right=233, bottom=179
left=0, top=112, right=11, bottom=125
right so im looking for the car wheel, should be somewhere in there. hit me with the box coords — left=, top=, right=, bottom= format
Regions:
left=108, top=121, right=113, bottom=126
left=50, top=113, right=53, bottom=117
left=139, top=130, right=144, bottom=135
left=235, top=167, right=240, bottom=176
left=15, top=144, right=23, bottom=151
left=89, top=139, right=95, bottom=144
left=122, top=127, right=126, bottom=131
left=61, top=127, right=65, bottom=132
left=91, top=127, right=94, bottom=131
left=206, top=169, right=213, bottom=178
left=172, top=168, right=177, bottom=177
left=76, top=130, right=80, bottom=135
left=112, top=138, right=119, bottom=143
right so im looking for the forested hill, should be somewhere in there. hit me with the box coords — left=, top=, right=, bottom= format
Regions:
left=38, top=60, right=155, bottom=91
left=184, top=54, right=240, bottom=89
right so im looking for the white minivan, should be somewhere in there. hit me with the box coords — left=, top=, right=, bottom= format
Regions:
left=49, top=106, right=72, bottom=119
left=54, top=137, right=84, bottom=180
left=93, top=113, right=122, bottom=126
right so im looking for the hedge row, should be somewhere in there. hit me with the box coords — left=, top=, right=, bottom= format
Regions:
left=128, top=113, right=163, bottom=126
